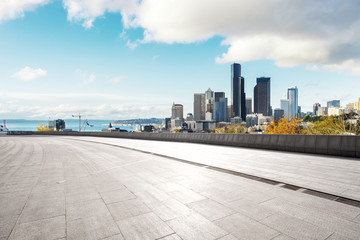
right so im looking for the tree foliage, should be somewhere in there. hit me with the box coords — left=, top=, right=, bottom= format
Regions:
left=211, top=124, right=246, bottom=134
left=36, top=124, right=51, bottom=132
left=265, top=117, right=302, bottom=134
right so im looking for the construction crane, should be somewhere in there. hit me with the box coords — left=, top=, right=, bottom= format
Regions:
left=72, top=113, right=95, bottom=132
left=72, top=113, right=82, bottom=132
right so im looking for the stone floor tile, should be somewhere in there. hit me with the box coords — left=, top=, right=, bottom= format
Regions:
left=168, top=189, right=206, bottom=204
left=167, top=212, right=228, bottom=240
left=95, top=181, right=126, bottom=193
left=353, top=214, right=360, bottom=224
left=226, top=198, right=277, bottom=221
left=147, top=198, right=191, bottom=221
left=187, top=199, right=235, bottom=221
left=214, top=213, right=279, bottom=240
left=100, top=188, right=136, bottom=204
left=0, top=215, right=18, bottom=238
left=101, top=233, right=125, bottom=240
left=325, top=233, right=352, bottom=240
left=217, top=234, right=239, bottom=240
left=66, top=199, right=109, bottom=221
left=271, top=234, right=295, bottom=240
left=260, top=212, right=333, bottom=240
left=66, top=190, right=101, bottom=204
left=117, top=212, right=174, bottom=240
left=107, top=198, right=151, bottom=221
left=19, top=199, right=65, bottom=223
left=158, top=233, right=182, bottom=240
left=10, top=215, right=65, bottom=240
left=67, top=213, right=120, bottom=240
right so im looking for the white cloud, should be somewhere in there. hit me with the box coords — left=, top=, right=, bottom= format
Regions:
left=126, top=39, right=137, bottom=50
left=12, top=66, right=47, bottom=81
left=0, top=0, right=48, bottom=22
left=62, top=0, right=138, bottom=28
left=62, top=0, right=360, bottom=75
left=2, top=0, right=360, bottom=75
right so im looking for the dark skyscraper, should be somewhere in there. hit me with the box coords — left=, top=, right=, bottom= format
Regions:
left=254, top=77, right=271, bottom=116
left=231, top=63, right=246, bottom=121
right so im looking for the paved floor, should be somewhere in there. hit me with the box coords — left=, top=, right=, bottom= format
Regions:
left=0, top=135, right=360, bottom=240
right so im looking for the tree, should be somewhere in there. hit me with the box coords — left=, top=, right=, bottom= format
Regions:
left=211, top=124, right=246, bottom=134
left=36, top=123, right=51, bottom=132
left=265, top=117, right=302, bottom=134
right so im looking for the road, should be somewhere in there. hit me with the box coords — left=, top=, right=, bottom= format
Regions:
left=0, top=135, right=360, bottom=240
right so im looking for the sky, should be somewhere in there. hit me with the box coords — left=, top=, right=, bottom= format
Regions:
left=0, top=0, right=360, bottom=120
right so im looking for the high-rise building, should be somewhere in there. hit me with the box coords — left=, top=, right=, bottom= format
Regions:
left=214, top=92, right=225, bottom=102
left=313, top=103, right=321, bottom=116
left=246, top=98, right=252, bottom=115
left=274, top=109, right=285, bottom=122
left=280, top=99, right=289, bottom=118
left=327, top=100, right=340, bottom=108
left=213, top=92, right=227, bottom=122
left=287, top=86, right=298, bottom=118
left=171, top=103, right=183, bottom=119
left=205, top=88, right=214, bottom=115
left=254, top=77, right=271, bottom=116
left=231, top=63, right=246, bottom=121
left=194, top=94, right=205, bottom=121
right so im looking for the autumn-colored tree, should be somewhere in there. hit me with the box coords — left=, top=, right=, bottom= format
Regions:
left=265, top=117, right=302, bottom=134
left=211, top=124, right=246, bottom=134
left=36, top=123, right=51, bottom=132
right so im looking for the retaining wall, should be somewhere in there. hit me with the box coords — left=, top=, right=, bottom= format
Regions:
left=7, top=131, right=360, bottom=158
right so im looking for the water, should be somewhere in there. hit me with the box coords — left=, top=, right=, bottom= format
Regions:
left=2, top=119, right=139, bottom=132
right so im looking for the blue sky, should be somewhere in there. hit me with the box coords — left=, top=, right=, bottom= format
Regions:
left=0, top=0, right=359, bottom=119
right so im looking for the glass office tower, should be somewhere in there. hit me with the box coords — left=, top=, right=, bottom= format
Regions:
left=254, top=77, right=271, bottom=116
left=231, top=63, right=246, bottom=121
left=287, top=86, right=298, bottom=118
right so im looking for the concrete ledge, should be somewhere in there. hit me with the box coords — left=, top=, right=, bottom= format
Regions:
left=7, top=131, right=360, bottom=158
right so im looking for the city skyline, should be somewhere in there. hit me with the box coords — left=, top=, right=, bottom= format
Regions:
left=1, top=1, right=360, bottom=119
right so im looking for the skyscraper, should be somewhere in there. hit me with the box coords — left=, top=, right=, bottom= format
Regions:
left=205, top=88, right=214, bottom=113
left=287, top=86, right=298, bottom=118
left=274, top=109, right=285, bottom=122
left=280, top=99, right=289, bottom=118
left=254, top=77, right=271, bottom=116
left=231, top=63, right=246, bottom=121
left=246, top=98, right=252, bottom=115
left=171, top=103, right=183, bottom=119
left=327, top=100, right=340, bottom=108
left=313, top=103, right=321, bottom=116
left=194, top=94, right=205, bottom=121
left=213, top=92, right=227, bottom=122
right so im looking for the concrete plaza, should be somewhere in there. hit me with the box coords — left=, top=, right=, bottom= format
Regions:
left=0, top=135, right=360, bottom=240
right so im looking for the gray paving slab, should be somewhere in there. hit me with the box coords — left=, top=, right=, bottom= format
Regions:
left=225, top=197, right=277, bottom=221
left=187, top=198, right=235, bottom=221
left=100, top=188, right=136, bottom=204
left=147, top=198, right=191, bottom=221
left=158, top=233, right=182, bottom=240
left=107, top=198, right=152, bottom=221
left=66, top=198, right=109, bottom=221
left=67, top=213, right=120, bottom=240
left=260, top=212, right=333, bottom=240
left=214, top=213, right=280, bottom=240
left=19, top=198, right=65, bottom=223
left=9, top=215, right=66, bottom=240
left=167, top=212, right=228, bottom=240
left=0, top=215, right=18, bottom=238
left=117, top=212, right=174, bottom=240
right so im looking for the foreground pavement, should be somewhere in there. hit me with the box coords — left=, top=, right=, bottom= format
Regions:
left=0, top=135, right=360, bottom=240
